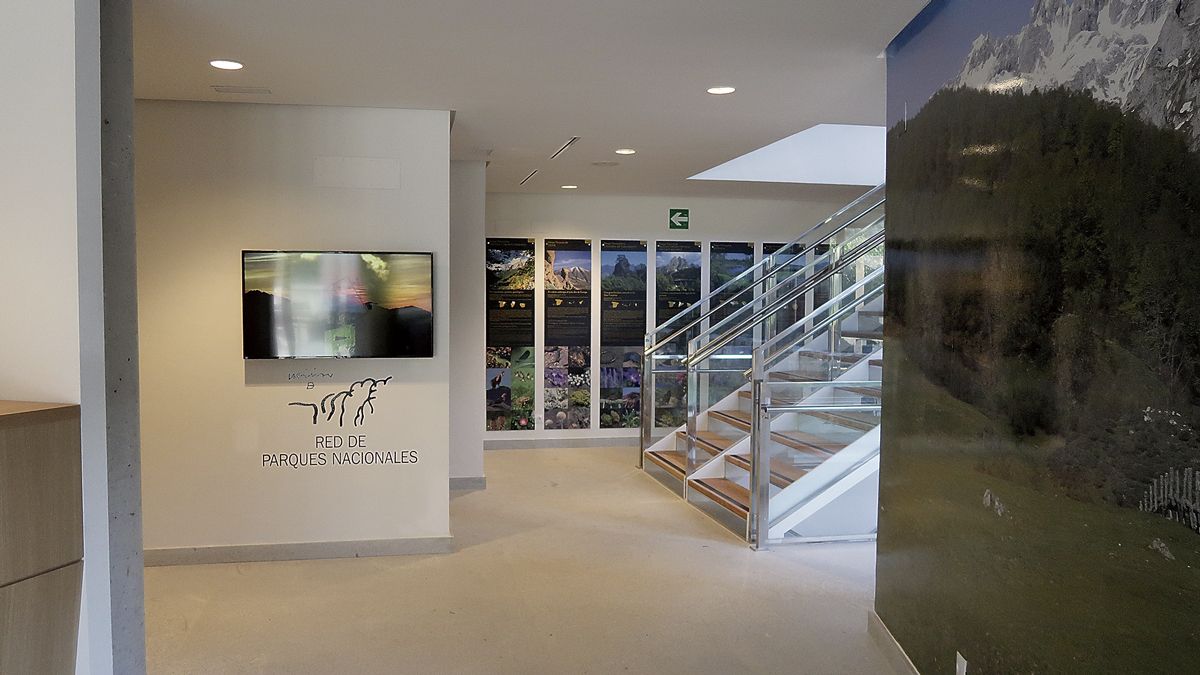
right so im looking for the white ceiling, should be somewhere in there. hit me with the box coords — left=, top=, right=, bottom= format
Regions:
left=133, top=1, right=926, bottom=196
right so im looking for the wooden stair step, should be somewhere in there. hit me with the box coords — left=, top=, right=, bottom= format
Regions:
left=738, top=390, right=800, bottom=406
left=675, top=430, right=741, bottom=454
left=644, top=450, right=686, bottom=479
left=838, top=385, right=882, bottom=398
left=869, top=358, right=883, bottom=369
left=726, top=454, right=811, bottom=488
left=858, top=310, right=885, bottom=317
left=769, top=370, right=822, bottom=383
left=690, top=478, right=750, bottom=519
left=713, top=408, right=851, bottom=457
left=801, top=410, right=878, bottom=432
left=708, top=408, right=752, bottom=432
left=841, top=330, right=883, bottom=340
left=771, top=430, right=846, bottom=458
left=796, top=351, right=861, bottom=364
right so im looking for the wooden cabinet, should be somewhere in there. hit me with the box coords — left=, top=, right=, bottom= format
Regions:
left=0, top=402, right=83, bottom=674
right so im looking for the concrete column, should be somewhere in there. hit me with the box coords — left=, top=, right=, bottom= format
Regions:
left=100, top=0, right=146, bottom=672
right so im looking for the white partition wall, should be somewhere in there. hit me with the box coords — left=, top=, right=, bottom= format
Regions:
left=136, top=101, right=452, bottom=561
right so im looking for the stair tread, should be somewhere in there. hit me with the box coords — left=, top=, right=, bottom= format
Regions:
left=676, top=429, right=741, bottom=453
left=796, top=351, right=862, bottom=364
left=839, top=385, right=882, bottom=398
left=841, top=330, right=883, bottom=340
left=727, top=453, right=812, bottom=488
left=769, top=371, right=823, bottom=383
left=690, top=478, right=750, bottom=518
left=801, top=410, right=878, bottom=432
left=712, top=407, right=853, bottom=456
left=858, top=310, right=885, bottom=317
left=739, top=390, right=800, bottom=406
left=645, top=449, right=687, bottom=478
left=771, top=430, right=847, bottom=457
left=869, top=358, right=883, bottom=368
left=709, top=408, right=752, bottom=431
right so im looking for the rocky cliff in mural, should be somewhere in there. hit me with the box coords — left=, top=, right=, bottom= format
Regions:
left=956, top=0, right=1200, bottom=146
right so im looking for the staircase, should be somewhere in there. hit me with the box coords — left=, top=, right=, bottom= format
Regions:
left=640, top=186, right=885, bottom=549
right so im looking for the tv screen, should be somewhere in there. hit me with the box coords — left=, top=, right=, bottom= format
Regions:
left=242, top=251, right=434, bottom=359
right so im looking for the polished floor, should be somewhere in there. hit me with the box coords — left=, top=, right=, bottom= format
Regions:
left=145, top=447, right=891, bottom=674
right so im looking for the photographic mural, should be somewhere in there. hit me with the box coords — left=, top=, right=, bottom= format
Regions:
left=599, top=240, right=648, bottom=429
left=878, top=0, right=1200, bottom=671
left=544, top=240, right=593, bottom=429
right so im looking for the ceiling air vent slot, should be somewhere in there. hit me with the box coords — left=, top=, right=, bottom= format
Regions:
left=549, top=136, right=580, bottom=160
left=519, top=170, right=539, bottom=186
left=211, top=85, right=272, bottom=95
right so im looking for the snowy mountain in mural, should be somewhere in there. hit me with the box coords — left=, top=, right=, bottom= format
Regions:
left=955, top=0, right=1200, bottom=145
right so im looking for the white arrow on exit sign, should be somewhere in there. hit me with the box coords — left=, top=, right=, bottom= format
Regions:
left=669, top=208, right=690, bottom=229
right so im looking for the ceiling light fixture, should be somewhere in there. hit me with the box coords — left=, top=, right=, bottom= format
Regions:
left=210, top=59, right=244, bottom=70
left=561, top=185, right=579, bottom=190
left=615, top=148, right=637, bottom=155
left=707, top=86, right=736, bottom=95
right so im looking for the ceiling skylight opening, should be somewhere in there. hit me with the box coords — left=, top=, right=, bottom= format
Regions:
left=689, top=124, right=885, bottom=187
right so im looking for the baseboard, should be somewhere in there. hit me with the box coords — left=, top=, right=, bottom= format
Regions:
left=449, top=476, right=486, bottom=491
left=144, top=536, right=454, bottom=566
left=868, top=609, right=920, bottom=675
left=484, top=436, right=639, bottom=450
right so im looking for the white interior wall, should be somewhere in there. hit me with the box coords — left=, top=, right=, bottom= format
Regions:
left=449, top=161, right=487, bottom=481
left=484, top=190, right=864, bottom=444
left=136, top=100, right=452, bottom=555
left=1, top=1, right=114, bottom=673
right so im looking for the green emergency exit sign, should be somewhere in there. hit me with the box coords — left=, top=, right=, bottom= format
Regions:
left=669, top=208, right=690, bottom=230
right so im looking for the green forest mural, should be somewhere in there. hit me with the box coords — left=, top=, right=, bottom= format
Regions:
left=878, top=0, right=1200, bottom=672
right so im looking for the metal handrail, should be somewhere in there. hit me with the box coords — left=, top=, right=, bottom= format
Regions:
left=644, top=187, right=886, bottom=356
left=685, top=215, right=884, bottom=357
left=747, top=269, right=885, bottom=549
left=753, top=267, right=885, bottom=377
left=685, top=229, right=886, bottom=367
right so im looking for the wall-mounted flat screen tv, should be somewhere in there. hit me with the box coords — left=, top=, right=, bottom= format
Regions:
left=242, top=251, right=434, bottom=359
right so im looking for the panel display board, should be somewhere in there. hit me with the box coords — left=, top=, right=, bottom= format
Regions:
left=708, top=242, right=755, bottom=398
left=485, top=238, right=536, bottom=431
left=543, top=239, right=592, bottom=429
left=653, top=241, right=702, bottom=428
left=763, top=242, right=805, bottom=330
left=598, top=240, right=648, bottom=428
left=709, top=241, right=754, bottom=333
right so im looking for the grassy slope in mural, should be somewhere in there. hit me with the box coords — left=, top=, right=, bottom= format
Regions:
left=879, top=86, right=1200, bottom=671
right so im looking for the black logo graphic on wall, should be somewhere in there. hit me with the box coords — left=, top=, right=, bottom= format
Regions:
left=289, top=377, right=392, bottom=427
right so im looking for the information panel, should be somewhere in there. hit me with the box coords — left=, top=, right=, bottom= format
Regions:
left=653, top=240, right=702, bottom=428
left=543, top=239, right=592, bottom=429
left=486, top=238, right=536, bottom=431
left=599, top=240, right=647, bottom=428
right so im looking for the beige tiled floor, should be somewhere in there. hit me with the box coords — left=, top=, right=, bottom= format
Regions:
left=145, top=446, right=890, bottom=674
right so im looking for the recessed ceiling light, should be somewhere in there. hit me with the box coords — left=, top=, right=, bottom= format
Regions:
left=707, top=86, right=736, bottom=95
left=210, top=59, right=244, bottom=70
left=615, top=148, right=637, bottom=155
left=561, top=185, right=579, bottom=189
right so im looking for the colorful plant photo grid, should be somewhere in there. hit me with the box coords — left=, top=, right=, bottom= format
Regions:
left=544, top=345, right=592, bottom=429
left=599, top=346, right=643, bottom=428
left=486, top=345, right=535, bottom=431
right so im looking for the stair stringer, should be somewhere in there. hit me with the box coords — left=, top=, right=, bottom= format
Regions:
left=767, top=426, right=880, bottom=540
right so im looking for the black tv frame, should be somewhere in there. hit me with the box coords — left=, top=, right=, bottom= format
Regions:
left=241, top=249, right=435, bottom=360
